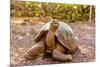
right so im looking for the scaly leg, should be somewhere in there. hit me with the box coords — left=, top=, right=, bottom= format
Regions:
left=52, top=49, right=72, bottom=61
left=52, top=42, right=72, bottom=61
left=24, top=41, right=45, bottom=60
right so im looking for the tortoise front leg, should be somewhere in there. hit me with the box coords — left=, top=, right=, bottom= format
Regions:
left=24, top=41, right=45, bottom=60
left=52, top=40, right=72, bottom=61
left=52, top=49, right=72, bottom=61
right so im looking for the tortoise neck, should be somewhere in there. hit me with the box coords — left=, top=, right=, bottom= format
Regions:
left=46, top=29, right=56, bottom=51
left=48, top=30, right=56, bottom=35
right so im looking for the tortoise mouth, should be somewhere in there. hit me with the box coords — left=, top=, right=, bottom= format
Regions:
left=50, top=26, right=59, bottom=31
left=50, top=23, right=59, bottom=31
left=50, top=19, right=59, bottom=28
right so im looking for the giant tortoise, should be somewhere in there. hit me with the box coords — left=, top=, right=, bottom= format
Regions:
left=24, top=19, right=79, bottom=61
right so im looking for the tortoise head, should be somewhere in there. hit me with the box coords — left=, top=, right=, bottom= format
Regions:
left=50, top=19, right=59, bottom=32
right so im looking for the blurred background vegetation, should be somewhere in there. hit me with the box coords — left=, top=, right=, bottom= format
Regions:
left=11, top=1, right=95, bottom=22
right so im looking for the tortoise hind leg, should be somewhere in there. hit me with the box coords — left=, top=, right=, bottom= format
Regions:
left=24, top=41, right=45, bottom=60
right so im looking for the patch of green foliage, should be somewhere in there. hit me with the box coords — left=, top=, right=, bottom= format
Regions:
left=11, top=1, right=95, bottom=22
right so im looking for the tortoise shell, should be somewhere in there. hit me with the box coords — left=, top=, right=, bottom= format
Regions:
left=35, top=20, right=78, bottom=52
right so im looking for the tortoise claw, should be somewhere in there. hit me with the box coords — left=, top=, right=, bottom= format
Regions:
left=24, top=54, right=37, bottom=60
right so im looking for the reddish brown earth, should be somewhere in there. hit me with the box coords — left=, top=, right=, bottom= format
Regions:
left=10, top=19, right=95, bottom=66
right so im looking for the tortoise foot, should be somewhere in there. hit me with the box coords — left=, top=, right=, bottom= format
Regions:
left=24, top=54, right=35, bottom=60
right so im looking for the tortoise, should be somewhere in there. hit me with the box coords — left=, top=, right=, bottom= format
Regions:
left=24, top=19, right=79, bottom=61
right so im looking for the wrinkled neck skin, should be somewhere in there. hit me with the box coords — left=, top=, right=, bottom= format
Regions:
left=46, top=28, right=57, bottom=51
left=47, top=30, right=55, bottom=39
left=48, top=29, right=56, bottom=34
left=49, top=26, right=58, bottom=33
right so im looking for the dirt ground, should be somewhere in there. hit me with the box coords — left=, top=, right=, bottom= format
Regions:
left=10, top=19, right=95, bottom=66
